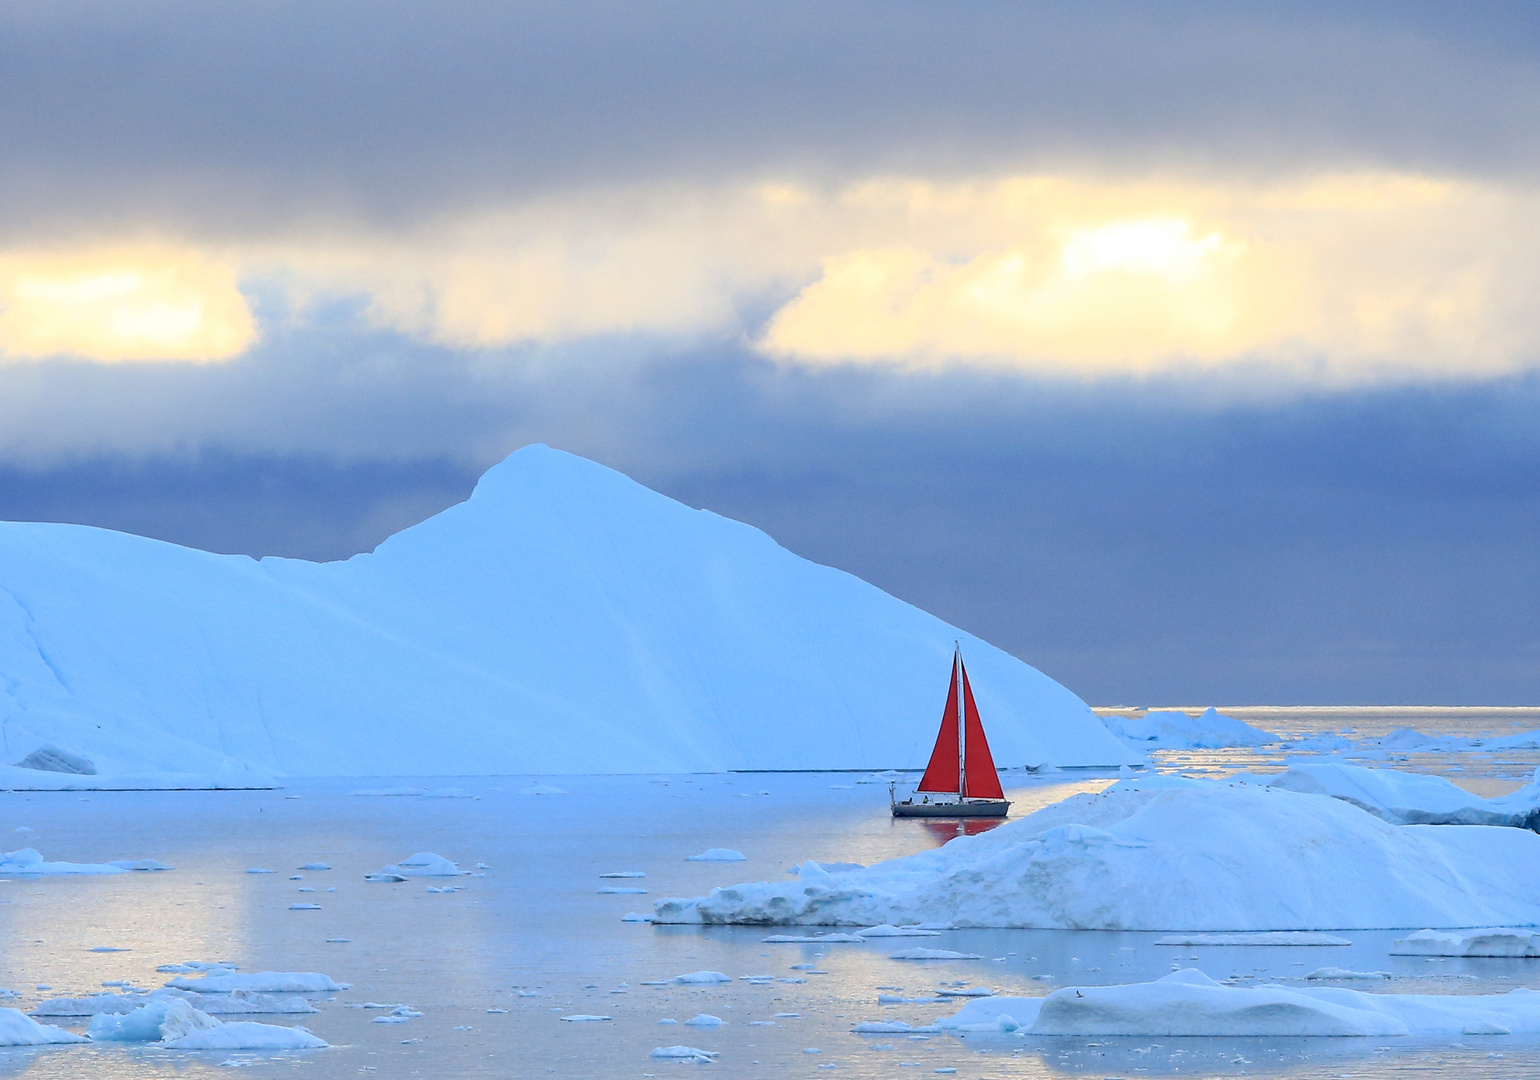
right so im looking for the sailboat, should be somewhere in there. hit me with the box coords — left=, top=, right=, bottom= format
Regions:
left=891, top=645, right=1011, bottom=818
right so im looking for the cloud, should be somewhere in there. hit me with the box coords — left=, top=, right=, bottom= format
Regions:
left=0, top=246, right=255, bottom=362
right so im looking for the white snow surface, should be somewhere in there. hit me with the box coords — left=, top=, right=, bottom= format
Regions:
left=0, top=1008, right=86, bottom=1045
left=653, top=776, right=1540, bottom=930
left=0, top=446, right=1131, bottom=778
left=941, top=969, right=1540, bottom=1037
left=1100, top=707, right=1277, bottom=749
left=1268, top=762, right=1540, bottom=828
left=1391, top=928, right=1540, bottom=957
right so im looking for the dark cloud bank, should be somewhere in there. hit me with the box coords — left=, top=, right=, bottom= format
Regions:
left=2, top=336, right=1536, bottom=707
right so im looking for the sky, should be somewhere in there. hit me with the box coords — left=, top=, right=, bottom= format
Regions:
left=1, top=1, right=1538, bottom=704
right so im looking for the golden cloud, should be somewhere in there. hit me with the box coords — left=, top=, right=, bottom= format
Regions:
left=0, top=247, right=256, bottom=363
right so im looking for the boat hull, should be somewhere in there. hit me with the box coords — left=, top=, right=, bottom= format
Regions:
left=891, top=799, right=1010, bottom=819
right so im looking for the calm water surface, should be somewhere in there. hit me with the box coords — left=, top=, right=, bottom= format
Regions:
left=0, top=707, right=1535, bottom=1079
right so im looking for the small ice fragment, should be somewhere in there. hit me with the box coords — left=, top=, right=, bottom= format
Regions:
left=686, top=849, right=746, bottom=862
left=804, top=1047, right=821, bottom=1054
left=658, top=1018, right=677, bottom=1025
left=486, top=1007, right=508, bottom=1013
left=475, top=863, right=491, bottom=870
left=775, top=1012, right=799, bottom=1018
left=288, top=875, right=303, bottom=881
left=670, top=971, right=732, bottom=985
left=246, top=868, right=274, bottom=875
left=288, top=903, right=321, bottom=911
left=684, top=1014, right=723, bottom=1027
left=888, top=949, right=983, bottom=961
left=621, top=912, right=652, bottom=923
left=298, top=863, right=331, bottom=871
left=325, top=938, right=350, bottom=943
left=650, top=1046, right=717, bottom=1060
left=598, top=886, right=647, bottom=895
left=89, top=947, right=130, bottom=953
left=559, top=1014, right=611, bottom=1022
left=296, top=887, right=315, bottom=893
left=518, top=783, right=568, bottom=796
left=749, top=1020, right=776, bottom=1026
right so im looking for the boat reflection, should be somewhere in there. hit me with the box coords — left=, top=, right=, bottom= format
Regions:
left=916, top=817, right=1005, bottom=846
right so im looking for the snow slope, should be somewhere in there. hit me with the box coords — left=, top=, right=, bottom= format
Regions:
left=654, top=776, right=1540, bottom=930
left=0, top=445, right=1132, bottom=778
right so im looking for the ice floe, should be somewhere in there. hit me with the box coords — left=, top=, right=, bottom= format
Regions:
left=1269, top=763, right=1540, bottom=829
left=855, top=924, right=941, bottom=938
left=650, top=1045, right=717, bottom=1060
left=941, top=969, right=1540, bottom=1037
left=1100, top=708, right=1278, bottom=750
left=365, top=852, right=466, bottom=881
left=1392, top=928, right=1540, bottom=957
left=683, top=1014, right=723, bottom=1027
left=654, top=776, right=1540, bottom=930
left=89, top=998, right=222, bottom=1041
left=687, top=848, right=746, bottom=862
left=0, top=848, right=165, bottom=875
left=165, top=972, right=348, bottom=994
left=670, top=972, right=732, bottom=985
left=0, top=1008, right=87, bottom=1045
left=165, top=1021, right=327, bottom=1050
left=889, top=949, right=983, bottom=960
left=762, top=933, right=865, bottom=944
left=559, top=1014, right=610, bottom=1022
left=1306, top=967, right=1391, bottom=980
left=518, top=783, right=567, bottom=795
left=1153, top=932, right=1352, bottom=946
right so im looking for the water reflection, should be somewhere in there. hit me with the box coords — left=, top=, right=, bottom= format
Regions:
left=917, top=817, right=1004, bottom=846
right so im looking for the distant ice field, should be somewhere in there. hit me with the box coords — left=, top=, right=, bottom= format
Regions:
left=0, top=708, right=1536, bottom=1078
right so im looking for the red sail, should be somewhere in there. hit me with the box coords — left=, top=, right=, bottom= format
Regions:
left=914, top=662, right=961, bottom=794
left=959, top=664, right=1005, bottom=800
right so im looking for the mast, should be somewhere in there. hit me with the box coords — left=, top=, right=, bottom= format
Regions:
left=955, top=642, right=965, bottom=800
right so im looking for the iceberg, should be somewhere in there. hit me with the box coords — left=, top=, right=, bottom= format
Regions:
left=1100, top=707, right=1277, bottom=749
left=1268, top=762, right=1540, bottom=829
left=942, top=969, right=1540, bottom=1037
left=0, top=1008, right=86, bottom=1046
left=0, top=446, right=1133, bottom=779
left=654, top=776, right=1540, bottom=930
left=1391, top=928, right=1540, bottom=957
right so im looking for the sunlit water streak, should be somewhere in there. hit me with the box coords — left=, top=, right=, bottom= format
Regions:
left=0, top=708, right=1533, bottom=1077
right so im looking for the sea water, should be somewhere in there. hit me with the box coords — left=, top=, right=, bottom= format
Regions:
left=0, top=707, right=1536, bottom=1078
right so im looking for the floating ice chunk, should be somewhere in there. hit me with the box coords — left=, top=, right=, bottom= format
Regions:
left=670, top=971, right=732, bottom=985
left=298, top=863, right=331, bottom=871
left=855, top=925, right=941, bottom=938
left=687, top=849, right=746, bottom=862
left=600, top=872, right=645, bottom=879
left=166, top=972, right=348, bottom=994
left=165, top=1021, right=328, bottom=1050
left=936, top=987, right=994, bottom=997
left=33, top=992, right=147, bottom=1016
left=0, top=1008, right=87, bottom=1045
left=366, top=852, right=465, bottom=880
left=559, top=1014, right=611, bottom=1022
left=657, top=1018, right=677, bottom=1024
left=877, top=994, right=944, bottom=1004
left=684, top=1014, right=723, bottom=1027
left=889, top=949, right=983, bottom=961
left=1306, top=968, right=1392, bottom=980
left=650, top=1046, right=717, bottom=1060
left=519, top=783, right=567, bottom=796
left=246, top=868, right=274, bottom=874
left=1154, top=933, right=1352, bottom=947
left=599, top=887, right=647, bottom=895
left=90, top=946, right=130, bottom=953
left=762, top=933, right=865, bottom=944
left=109, top=858, right=172, bottom=871
left=852, top=1020, right=913, bottom=1033
left=0, top=848, right=129, bottom=875
left=426, top=886, right=462, bottom=894
left=1270, top=763, right=1540, bottom=828
left=621, top=912, right=652, bottom=923
left=1392, top=928, right=1540, bottom=957
left=289, top=903, right=321, bottom=910
left=89, top=998, right=221, bottom=1042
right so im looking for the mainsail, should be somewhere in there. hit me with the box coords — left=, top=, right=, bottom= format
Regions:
left=915, top=648, right=1004, bottom=800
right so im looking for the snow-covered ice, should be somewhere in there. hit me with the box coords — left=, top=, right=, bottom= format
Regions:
left=0, top=1008, right=87, bottom=1045
left=683, top=1014, right=723, bottom=1027
left=1392, top=928, right=1540, bottom=957
left=942, top=969, right=1540, bottom=1037
left=365, top=851, right=465, bottom=880
left=655, top=776, right=1540, bottom=929
left=687, top=848, right=746, bottom=862
left=89, top=998, right=222, bottom=1042
left=650, top=1045, right=717, bottom=1060
left=165, top=1021, right=328, bottom=1050
left=889, top=948, right=984, bottom=960
left=1269, top=762, right=1540, bottom=828
left=0, top=847, right=150, bottom=874
left=670, top=972, right=732, bottom=985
